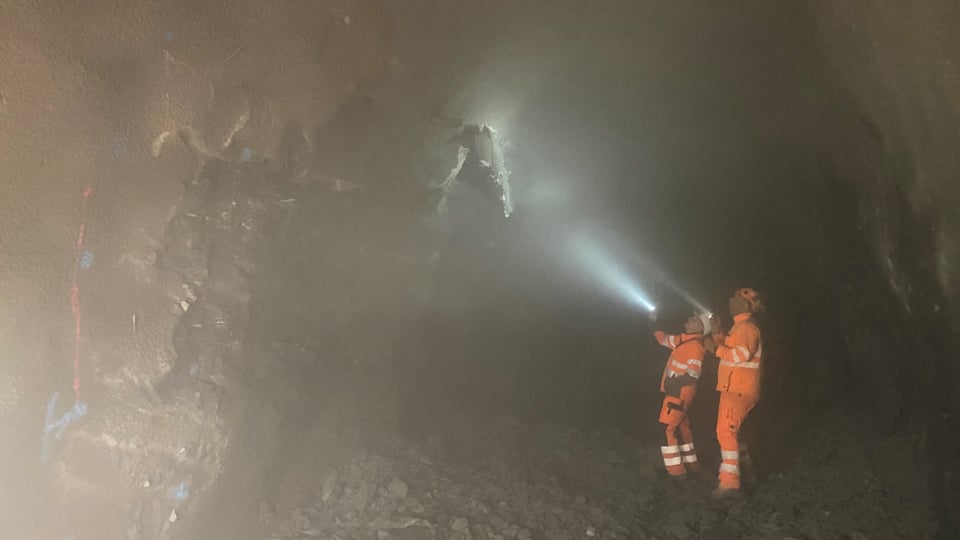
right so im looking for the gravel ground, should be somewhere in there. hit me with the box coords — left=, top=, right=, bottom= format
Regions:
left=258, top=415, right=933, bottom=540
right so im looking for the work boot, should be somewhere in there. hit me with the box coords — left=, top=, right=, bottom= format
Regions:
left=710, top=487, right=742, bottom=499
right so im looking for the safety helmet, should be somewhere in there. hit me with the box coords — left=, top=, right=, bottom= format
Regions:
left=736, top=288, right=763, bottom=313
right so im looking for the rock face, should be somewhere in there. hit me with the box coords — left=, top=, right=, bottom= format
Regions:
left=805, top=3, right=960, bottom=530
left=0, top=1, right=388, bottom=537
left=53, top=160, right=296, bottom=539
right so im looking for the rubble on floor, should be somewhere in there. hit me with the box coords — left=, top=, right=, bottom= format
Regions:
left=258, top=416, right=933, bottom=540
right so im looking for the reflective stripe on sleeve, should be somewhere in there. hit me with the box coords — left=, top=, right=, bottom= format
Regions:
left=719, top=360, right=760, bottom=369
left=719, top=463, right=740, bottom=474
left=721, top=450, right=739, bottom=460
left=663, top=456, right=683, bottom=466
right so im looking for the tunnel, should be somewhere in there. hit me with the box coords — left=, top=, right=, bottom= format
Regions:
left=1, top=1, right=958, bottom=539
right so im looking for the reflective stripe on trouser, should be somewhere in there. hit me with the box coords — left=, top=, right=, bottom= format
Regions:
left=679, top=442, right=699, bottom=471
left=659, top=389, right=699, bottom=475
left=661, top=444, right=686, bottom=476
left=716, top=391, right=758, bottom=489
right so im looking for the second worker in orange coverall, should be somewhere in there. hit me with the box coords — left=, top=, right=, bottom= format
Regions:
left=653, top=313, right=711, bottom=478
left=706, top=288, right=764, bottom=497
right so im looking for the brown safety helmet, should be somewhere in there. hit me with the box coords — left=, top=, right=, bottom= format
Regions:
left=736, top=288, right=763, bottom=313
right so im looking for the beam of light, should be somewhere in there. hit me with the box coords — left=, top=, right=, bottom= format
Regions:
left=569, top=232, right=656, bottom=312
left=621, top=250, right=711, bottom=315
left=666, top=281, right=711, bottom=314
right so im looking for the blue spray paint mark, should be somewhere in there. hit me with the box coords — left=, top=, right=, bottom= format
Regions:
left=44, top=392, right=58, bottom=430
left=79, top=249, right=94, bottom=270
left=113, top=139, right=128, bottom=159
left=189, top=363, right=199, bottom=376
left=41, top=392, right=60, bottom=461
left=164, top=30, right=175, bottom=43
left=240, top=147, right=253, bottom=162
left=41, top=392, right=88, bottom=462
left=170, top=480, right=190, bottom=501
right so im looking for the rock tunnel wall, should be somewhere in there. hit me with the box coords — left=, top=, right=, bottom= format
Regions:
left=0, top=1, right=392, bottom=536
left=808, top=1, right=960, bottom=532
left=0, top=0, right=517, bottom=536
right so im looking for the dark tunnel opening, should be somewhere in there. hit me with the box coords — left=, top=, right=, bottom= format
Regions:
left=1, top=1, right=959, bottom=539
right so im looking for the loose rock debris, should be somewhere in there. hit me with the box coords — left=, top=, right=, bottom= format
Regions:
left=259, top=417, right=932, bottom=540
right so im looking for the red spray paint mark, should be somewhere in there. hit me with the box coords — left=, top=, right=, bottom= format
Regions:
left=71, top=187, right=93, bottom=403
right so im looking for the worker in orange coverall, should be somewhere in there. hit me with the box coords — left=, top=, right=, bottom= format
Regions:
left=653, top=313, right=711, bottom=478
left=706, top=288, right=764, bottom=497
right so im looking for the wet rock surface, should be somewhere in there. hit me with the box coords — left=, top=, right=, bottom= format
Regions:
left=257, top=416, right=932, bottom=540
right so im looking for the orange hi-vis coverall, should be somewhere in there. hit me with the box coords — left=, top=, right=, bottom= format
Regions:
left=712, top=313, right=763, bottom=489
left=654, top=331, right=705, bottom=477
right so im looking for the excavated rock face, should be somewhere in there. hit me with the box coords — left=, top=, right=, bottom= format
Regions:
left=41, top=160, right=299, bottom=539
left=0, top=1, right=389, bottom=537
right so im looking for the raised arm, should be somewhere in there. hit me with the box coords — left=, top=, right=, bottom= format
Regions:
left=654, top=331, right=681, bottom=350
